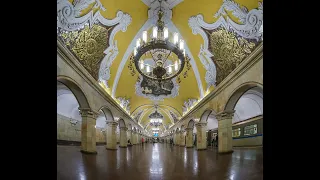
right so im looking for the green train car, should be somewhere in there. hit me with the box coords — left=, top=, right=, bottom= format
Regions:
left=207, top=115, right=263, bottom=147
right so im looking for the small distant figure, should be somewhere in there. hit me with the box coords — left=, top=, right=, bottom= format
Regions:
left=215, top=135, right=219, bottom=147
left=128, top=139, right=132, bottom=146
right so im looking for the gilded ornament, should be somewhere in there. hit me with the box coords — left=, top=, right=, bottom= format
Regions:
left=207, top=28, right=256, bottom=84
left=59, top=24, right=113, bottom=80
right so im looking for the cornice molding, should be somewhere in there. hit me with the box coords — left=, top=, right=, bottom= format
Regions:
left=57, top=40, right=143, bottom=130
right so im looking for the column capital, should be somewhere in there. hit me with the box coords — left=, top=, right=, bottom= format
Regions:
left=127, top=129, right=132, bottom=132
left=186, top=127, right=193, bottom=131
left=120, top=127, right=128, bottom=131
left=195, top=122, right=207, bottom=127
left=78, top=108, right=98, bottom=118
left=106, top=121, right=118, bottom=126
left=216, top=110, right=235, bottom=121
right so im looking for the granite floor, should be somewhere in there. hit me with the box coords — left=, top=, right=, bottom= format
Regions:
left=57, top=143, right=263, bottom=180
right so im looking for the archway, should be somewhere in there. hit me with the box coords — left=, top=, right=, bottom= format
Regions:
left=118, top=118, right=128, bottom=148
left=57, top=77, right=96, bottom=154
left=99, top=106, right=118, bottom=150
left=186, top=120, right=195, bottom=148
left=225, top=83, right=263, bottom=147
left=197, top=109, right=218, bottom=150
left=95, top=110, right=108, bottom=145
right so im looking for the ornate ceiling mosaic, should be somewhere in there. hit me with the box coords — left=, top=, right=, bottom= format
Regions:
left=206, top=27, right=257, bottom=84
left=58, top=24, right=114, bottom=80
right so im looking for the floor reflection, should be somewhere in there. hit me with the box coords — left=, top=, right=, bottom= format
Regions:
left=57, top=144, right=263, bottom=180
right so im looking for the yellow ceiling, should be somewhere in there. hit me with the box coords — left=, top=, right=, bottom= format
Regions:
left=61, top=0, right=262, bottom=133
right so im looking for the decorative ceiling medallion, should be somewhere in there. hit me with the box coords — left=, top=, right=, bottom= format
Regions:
left=182, top=98, right=198, bottom=114
left=169, top=110, right=179, bottom=123
left=188, top=0, right=263, bottom=89
left=59, top=24, right=113, bottom=80
left=57, top=0, right=132, bottom=87
left=135, top=75, right=179, bottom=101
left=116, top=97, right=131, bottom=113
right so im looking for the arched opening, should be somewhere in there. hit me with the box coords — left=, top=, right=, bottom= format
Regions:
left=186, top=119, right=196, bottom=148
left=225, top=83, right=263, bottom=147
left=57, top=77, right=96, bottom=153
left=118, top=118, right=127, bottom=147
left=199, top=109, right=218, bottom=148
left=95, top=110, right=108, bottom=145
left=100, top=106, right=115, bottom=122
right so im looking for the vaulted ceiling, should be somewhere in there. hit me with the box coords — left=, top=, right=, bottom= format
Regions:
left=57, top=0, right=263, bottom=134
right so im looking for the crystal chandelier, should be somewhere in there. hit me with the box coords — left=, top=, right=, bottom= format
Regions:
left=133, top=0, right=187, bottom=82
left=149, top=105, right=163, bottom=127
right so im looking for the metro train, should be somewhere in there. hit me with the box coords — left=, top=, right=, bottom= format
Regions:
left=193, top=115, right=263, bottom=147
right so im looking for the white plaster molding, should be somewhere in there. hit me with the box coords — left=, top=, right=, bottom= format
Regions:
left=116, top=97, right=131, bottom=112
left=57, top=0, right=132, bottom=89
left=112, top=0, right=204, bottom=98
left=142, top=0, right=183, bottom=9
left=168, top=110, right=179, bottom=123
left=133, top=109, right=144, bottom=122
left=182, top=98, right=197, bottom=114
left=188, top=0, right=263, bottom=90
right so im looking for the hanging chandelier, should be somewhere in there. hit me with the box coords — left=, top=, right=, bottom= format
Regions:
left=132, top=0, right=187, bottom=82
left=149, top=105, right=163, bottom=127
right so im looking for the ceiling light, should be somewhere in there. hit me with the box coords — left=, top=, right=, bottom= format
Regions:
left=131, top=1, right=188, bottom=83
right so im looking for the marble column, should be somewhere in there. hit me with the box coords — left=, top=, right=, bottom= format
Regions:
left=180, top=130, right=186, bottom=146
left=195, top=122, right=207, bottom=150
left=106, top=121, right=118, bottom=150
left=186, top=127, right=193, bottom=148
left=79, top=108, right=97, bottom=154
left=131, top=132, right=136, bottom=144
left=217, top=110, right=235, bottom=154
left=127, top=129, right=132, bottom=144
left=175, top=132, right=180, bottom=146
left=119, top=127, right=128, bottom=148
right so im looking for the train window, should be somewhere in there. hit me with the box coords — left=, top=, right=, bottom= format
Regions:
left=244, top=124, right=257, bottom=136
left=232, top=128, right=241, bottom=137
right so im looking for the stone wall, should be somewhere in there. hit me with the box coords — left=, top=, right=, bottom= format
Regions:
left=57, top=113, right=105, bottom=143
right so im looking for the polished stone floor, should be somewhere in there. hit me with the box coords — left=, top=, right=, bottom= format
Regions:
left=57, top=143, right=263, bottom=180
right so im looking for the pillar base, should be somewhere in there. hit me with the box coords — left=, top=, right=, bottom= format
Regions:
left=106, top=147, right=117, bottom=150
left=127, top=144, right=133, bottom=146
left=179, top=145, right=185, bottom=147
left=196, top=148, right=207, bottom=151
left=218, top=150, right=234, bottom=154
left=186, top=146, right=193, bottom=148
left=119, top=146, right=127, bottom=148
left=80, top=150, right=97, bottom=154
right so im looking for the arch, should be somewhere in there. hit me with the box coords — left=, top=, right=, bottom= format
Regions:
left=127, top=123, right=132, bottom=130
left=199, top=109, right=216, bottom=123
left=180, top=125, right=185, bottom=131
left=187, top=119, right=195, bottom=129
left=99, top=106, right=114, bottom=122
left=118, top=118, right=126, bottom=128
left=232, top=87, right=263, bottom=123
left=224, top=82, right=263, bottom=111
left=57, top=76, right=90, bottom=109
